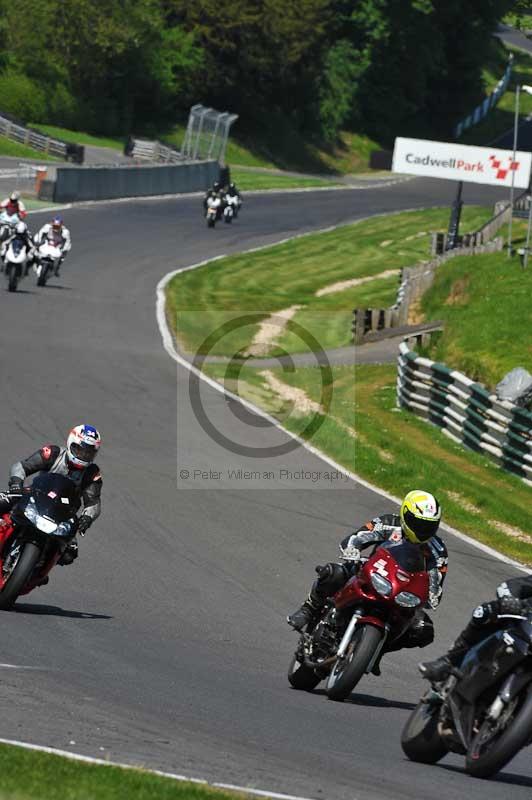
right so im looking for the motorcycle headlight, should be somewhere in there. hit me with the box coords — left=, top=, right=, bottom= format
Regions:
left=370, top=573, right=392, bottom=596
left=395, top=591, right=422, bottom=608
left=24, top=503, right=57, bottom=534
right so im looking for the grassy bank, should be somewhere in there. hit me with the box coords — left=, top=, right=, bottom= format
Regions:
left=204, top=360, right=532, bottom=564
left=0, top=742, right=265, bottom=800
left=0, top=133, right=59, bottom=161
left=229, top=169, right=341, bottom=191
left=167, top=206, right=493, bottom=358
left=419, top=248, right=532, bottom=387
left=30, top=124, right=124, bottom=151
left=161, top=123, right=380, bottom=175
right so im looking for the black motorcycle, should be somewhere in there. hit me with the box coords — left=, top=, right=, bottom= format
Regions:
left=401, top=611, right=532, bottom=778
left=0, top=473, right=80, bottom=609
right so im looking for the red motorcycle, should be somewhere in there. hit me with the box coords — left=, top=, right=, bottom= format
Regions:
left=0, top=473, right=80, bottom=610
left=288, top=539, right=430, bottom=701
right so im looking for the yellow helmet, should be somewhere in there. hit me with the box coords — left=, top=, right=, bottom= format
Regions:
left=400, top=490, right=441, bottom=544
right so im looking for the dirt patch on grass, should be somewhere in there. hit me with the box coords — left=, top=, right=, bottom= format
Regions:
left=316, top=268, right=399, bottom=297
left=445, top=276, right=470, bottom=306
left=380, top=240, right=393, bottom=247
left=408, top=297, right=426, bottom=325
left=259, top=370, right=322, bottom=416
left=245, top=306, right=303, bottom=357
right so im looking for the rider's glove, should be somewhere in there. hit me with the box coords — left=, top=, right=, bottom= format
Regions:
left=315, top=563, right=333, bottom=580
left=77, top=515, right=92, bottom=537
left=339, top=544, right=361, bottom=562
left=8, top=477, right=23, bottom=493
left=497, top=595, right=523, bottom=616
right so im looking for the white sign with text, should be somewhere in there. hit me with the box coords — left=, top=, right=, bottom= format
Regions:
left=392, top=137, right=532, bottom=188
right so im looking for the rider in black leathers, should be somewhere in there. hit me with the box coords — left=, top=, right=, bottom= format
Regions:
left=419, top=575, right=532, bottom=682
left=203, top=181, right=224, bottom=219
left=0, top=425, right=102, bottom=568
left=287, top=491, right=448, bottom=673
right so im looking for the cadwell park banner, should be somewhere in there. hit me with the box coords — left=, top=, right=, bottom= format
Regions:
left=392, top=137, right=532, bottom=189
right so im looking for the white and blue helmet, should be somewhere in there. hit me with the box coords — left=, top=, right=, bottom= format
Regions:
left=67, top=424, right=101, bottom=469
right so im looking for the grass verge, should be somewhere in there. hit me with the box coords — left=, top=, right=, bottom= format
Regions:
left=166, top=205, right=494, bottom=358
left=0, top=134, right=59, bottom=161
left=0, top=742, right=266, bottom=800
left=203, top=361, right=532, bottom=565
left=29, top=124, right=124, bottom=151
left=229, top=168, right=341, bottom=191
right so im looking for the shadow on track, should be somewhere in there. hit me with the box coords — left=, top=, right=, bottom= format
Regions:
left=14, top=603, right=111, bottom=619
left=310, top=688, right=416, bottom=710
left=439, top=763, right=532, bottom=789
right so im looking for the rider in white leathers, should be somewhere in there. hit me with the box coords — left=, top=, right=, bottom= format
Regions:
left=35, top=216, right=72, bottom=275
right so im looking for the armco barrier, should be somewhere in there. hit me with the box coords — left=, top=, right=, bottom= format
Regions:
left=51, top=160, right=219, bottom=202
left=397, top=341, right=532, bottom=484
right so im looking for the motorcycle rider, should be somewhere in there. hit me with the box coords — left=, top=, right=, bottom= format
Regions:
left=0, top=221, right=36, bottom=275
left=203, top=181, right=224, bottom=219
left=1, top=425, right=102, bottom=570
left=287, top=491, right=448, bottom=673
left=34, top=216, right=72, bottom=275
left=0, top=191, right=27, bottom=218
left=419, top=575, right=532, bottom=682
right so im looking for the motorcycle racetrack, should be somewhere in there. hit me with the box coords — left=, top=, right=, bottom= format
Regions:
left=0, top=179, right=531, bottom=800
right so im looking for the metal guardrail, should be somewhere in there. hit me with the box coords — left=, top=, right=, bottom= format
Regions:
left=124, top=137, right=185, bottom=163
left=0, top=113, right=84, bottom=162
left=352, top=203, right=510, bottom=344
left=455, top=55, right=513, bottom=138
left=397, top=341, right=532, bottom=484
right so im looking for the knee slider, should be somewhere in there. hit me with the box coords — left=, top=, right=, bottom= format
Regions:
left=314, top=562, right=347, bottom=594
left=471, top=602, right=495, bottom=626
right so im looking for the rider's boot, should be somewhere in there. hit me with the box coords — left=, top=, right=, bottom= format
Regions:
left=58, top=541, right=78, bottom=566
left=418, top=633, right=470, bottom=682
left=287, top=587, right=323, bottom=632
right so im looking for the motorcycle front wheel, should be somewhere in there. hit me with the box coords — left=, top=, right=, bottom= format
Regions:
left=37, top=265, right=48, bottom=286
left=326, top=624, right=382, bottom=701
left=6, top=268, right=17, bottom=292
left=401, top=696, right=449, bottom=764
left=0, top=542, right=41, bottom=610
left=465, top=686, right=532, bottom=778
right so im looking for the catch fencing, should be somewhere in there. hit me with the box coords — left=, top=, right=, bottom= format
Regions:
left=397, top=341, right=532, bottom=484
left=0, top=113, right=84, bottom=162
left=454, top=55, right=513, bottom=138
left=181, top=105, right=239, bottom=165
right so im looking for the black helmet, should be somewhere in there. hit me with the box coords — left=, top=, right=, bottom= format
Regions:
left=213, top=181, right=220, bottom=191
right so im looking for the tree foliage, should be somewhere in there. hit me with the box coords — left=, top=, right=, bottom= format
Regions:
left=0, top=0, right=516, bottom=142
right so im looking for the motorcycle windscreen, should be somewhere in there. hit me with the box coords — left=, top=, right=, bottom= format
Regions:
left=27, top=473, right=81, bottom=522
left=455, top=628, right=530, bottom=703
left=378, top=539, right=426, bottom=572
left=11, top=238, right=24, bottom=255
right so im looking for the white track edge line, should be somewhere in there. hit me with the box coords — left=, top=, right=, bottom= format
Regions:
left=0, top=739, right=320, bottom=800
left=157, top=222, right=530, bottom=576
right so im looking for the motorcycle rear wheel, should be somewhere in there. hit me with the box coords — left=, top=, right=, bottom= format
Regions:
left=465, top=686, right=532, bottom=778
left=0, top=542, right=41, bottom=610
left=401, top=696, right=449, bottom=764
left=288, top=654, right=321, bottom=691
left=326, top=624, right=382, bottom=701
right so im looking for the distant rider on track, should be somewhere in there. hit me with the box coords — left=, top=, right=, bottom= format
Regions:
left=35, top=216, right=72, bottom=275
left=0, top=191, right=27, bottom=218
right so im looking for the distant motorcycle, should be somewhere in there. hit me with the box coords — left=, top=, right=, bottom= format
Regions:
left=288, top=539, right=430, bottom=701
left=225, top=193, right=241, bottom=220
left=2, top=235, right=30, bottom=292
left=206, top=196, right=222, bottom=228
left=0, top=474, right=80, bottom=610
left=35, top=241, right=62, bottom=286
left=402, top=609, right=532, bottom=778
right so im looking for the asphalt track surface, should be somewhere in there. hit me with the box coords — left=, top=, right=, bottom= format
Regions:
left=0, top=178, right=530, bottom=800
